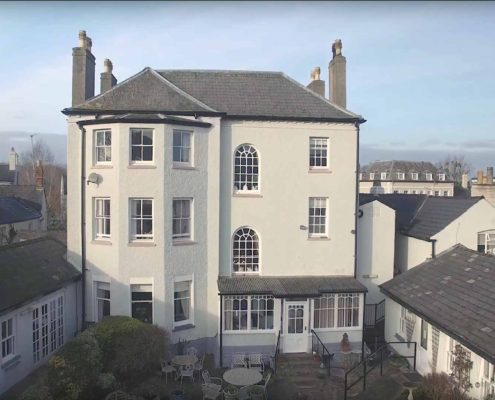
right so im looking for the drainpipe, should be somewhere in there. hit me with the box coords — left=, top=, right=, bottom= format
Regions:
left=361, top=291, right=366, bottom=361
left=80, top=125, right=87, bottom=329
left=354, top=122, right=360, bottom=279
left=219, top=294, right=223, bottom=368
left=431, top=239, right=437, bottom=259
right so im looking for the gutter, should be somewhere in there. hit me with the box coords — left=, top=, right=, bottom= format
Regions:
left=79, top=126, right=87, bottom=328
left=354, top=122, right=361, bottom=279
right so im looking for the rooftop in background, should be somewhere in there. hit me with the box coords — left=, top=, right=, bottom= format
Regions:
left=380, top=244, right=495, bottom=364
left=0, top=197, right=41, bottom=225
left=0, top=164, right=17, bottom=184
left=0, top=185, right=45, bottom=207
left=218, top=275, right=366, bottom=297
left=360, top=160, right=451, bottom=182
left=63, top=68, right=364, bottom=123
left=359, top=194, right=483, bottom=240
left=0, top=237, right=81, bottom=315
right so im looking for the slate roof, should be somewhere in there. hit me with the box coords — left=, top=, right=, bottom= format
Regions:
left=0, top=185, right=44, bottom=207
left=359, top=194, right=483, bottom=240
left=380, top=245, right=495, bottom=364
left=0, top=165, right=17, bottom=184
left=0, top=197, right=41, bottom=225
left=361, top=160, right=450, bottom=182
left=63, top=68, right=364, bottom=122
left=218, top=276, right=366, bottom=297
left=0, top=237, right=81, bottom=315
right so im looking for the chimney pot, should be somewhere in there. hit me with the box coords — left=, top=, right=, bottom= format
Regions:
left=332, top=39, right=343, bottom=58
left=104, top=58, right=113, bottom=73
left=306, top=66, right=325, bottom=97
left=100, top=58, right=118, bottom=93
left=79, top=30, right=87, bottom=47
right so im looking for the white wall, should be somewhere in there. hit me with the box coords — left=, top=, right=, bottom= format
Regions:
left=395, top=234, right=432, bottom=273
left=359, top=181, right=454, bottom=196
left=0, top=283, right=81, bottom=395
left=357, top=201, right=395, bottom=303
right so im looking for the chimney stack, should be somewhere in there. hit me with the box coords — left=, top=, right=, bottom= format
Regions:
left=477, top=170, right=483, bottom=184
left=306, top=67, right=325, bottom=97
left=329, top=39, right=347, bottom=108
left=487, top=167, right=494, bottom=185
left=72, top=30, right=95, bottom=106
left=8, top=147, right=18, bottom=171
left=35, top=160, right=44, bottom=190
left=100, top=58, right=117, bottom=94
left=461, top=173, right=469, bottom=189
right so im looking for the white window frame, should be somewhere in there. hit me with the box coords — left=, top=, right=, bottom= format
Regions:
left=380, top=172, right=388, bottom=180
left=130, top=128, right=154, bottom=164
left=172, top=198, right=193, bottom=241
left=232, top=227, right=260, bottom=274
left=233, top=144, right=260, bottom=193
left=308, top=197, right=328, bottom=238
left=1, top=317, right=15, bottom=363
left=313, top=294, right=335, bottom=329
left=369, top=173, right=375, bottom=181
left=130, top=283, right=153, bottom=324
left=400, top=306, right=415, bottom=335
left=438, top=173, right=446, bottom=181
left=478, top=230, right=495, bottom=254
left=94, top=129, right=112, bottom=165
left=172, top=130, right=193, bottom=167
left=309, top=137, right=329, bottom=170
left=94, top=281, right=110, bottom=322
left=420, top=319, right=428, bottom=350
left=443, top=190, right=449, bottom=196
left=173, top=275, right=194, bottom=327
left=94, top=198, right=111, bottom=239
left=129, top=198, right=153, bottom=241
left=425, top=173, right=433, bottom=181
left=32, top=294, right=63, bottom=364
left=397, top=172, right=405, bottom=180
left=223, top=295, right=275, bottom=332
left=411, top=172, right=419, bottom=180
left=359, top=173, right=363, bottom=180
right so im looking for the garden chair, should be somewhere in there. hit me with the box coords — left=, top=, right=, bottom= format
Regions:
left=161, top=351, right=178, bottom=384
left=179, top=364, right=195, bottom=385
left=186, top=346, right=198, bottom=356
left=238, top=385, right=251, bottom=400
left=254, top=370, right=272, bottom=398
left=248, top=353, right=264, bottom=373
left=201, top=383, right=222, bottom=400
left=231, top=352, right=247, bottom=368
left=202, top=370, right=223, bottom=391
left=194, top=354, right=205, bottom=379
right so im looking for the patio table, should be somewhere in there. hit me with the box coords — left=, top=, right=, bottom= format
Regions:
left=172, top=354, right=198, bottom=367
left=223, top=367, right=262, bottom=387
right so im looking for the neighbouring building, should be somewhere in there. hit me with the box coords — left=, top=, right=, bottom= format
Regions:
left=0, top=148, right=19, bottom=185
left=471, top=167, right=495, bottom=207
left=360, top=161, right=454, bottom=196
left=0, top=238, right=81, bottom=395
left=63, top=31, right=367, bottom=365
left=381, top=245, right=495, bottom=400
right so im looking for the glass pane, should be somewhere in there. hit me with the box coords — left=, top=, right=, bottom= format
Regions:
left=173, top=132, right=181, bottom=147
left=131, top=130, right=142, bottom=145
left=131, top=291, right=152, bottom=301
left=288, top=319, right=295, bottom=334
left=173, top=147, right=181, bottom=162
left=296, top=318, right=303, bottom=333
left=132, top=302, right=152, bottom=324
left=143, top=146, right=153, bottom=161
left=131, top=147, right=141, bottom=161
left=142, top=130, right=153, bottom=145
left=105, top=131, right=111, bottom=145
left=296, top=308, right=304, bottom=318
left=97, top=148, right=105, bottom=162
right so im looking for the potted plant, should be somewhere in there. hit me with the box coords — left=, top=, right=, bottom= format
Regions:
left=223, top=384, right=239, bottom=400
left=248, top=386, right=265, bottom=400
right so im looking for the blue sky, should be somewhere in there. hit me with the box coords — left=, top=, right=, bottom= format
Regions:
left=0, top=1, right=494, bottom=168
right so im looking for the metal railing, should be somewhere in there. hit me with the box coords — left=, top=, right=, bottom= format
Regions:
left=364, top=300, right=386, bottom=327
left=311, top=329, right=333, bottom=376
left=344, top=341, right=417, bottom=400
left=273, top=330, right=281, bottom=373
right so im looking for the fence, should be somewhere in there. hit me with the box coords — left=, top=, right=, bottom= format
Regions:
left=310, top=329, right=332, bottom=376
left=364, top=300, right=385, bottom=327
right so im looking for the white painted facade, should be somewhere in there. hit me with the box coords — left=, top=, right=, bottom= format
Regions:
left=360, top=180, right=454, bottom=196
left=0, top=284, right=81, bottom=395
left=385, top=298, right=495, bottom=400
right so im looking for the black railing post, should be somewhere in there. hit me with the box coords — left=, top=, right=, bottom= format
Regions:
left=380, top=346, right=383, bottom=376
left=344, top=373, right=348, bottom=400
left=413, top=342, right=417, bottom=371
left=363, top=357, right=367, bottom=391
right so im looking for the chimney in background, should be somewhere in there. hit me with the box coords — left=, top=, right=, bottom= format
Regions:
left=100, top=58, right=117, bottom=94
left=72, top=30, right=95, bottom=106
left=487, top=167, right=494, bottom=185
left=306, top=67, right=325, bottom=97
left=35, top=160, right=44, bottom=190
left=461, top=173, right=469, bottom=189
left=8, top=147, right=18, bottom=171
left=329, top=39, right=347, bottom=108
left=477, top=170, right=483, bottom=184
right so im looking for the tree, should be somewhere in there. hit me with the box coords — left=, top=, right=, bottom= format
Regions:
left=437, top=155, right=471, bottom=188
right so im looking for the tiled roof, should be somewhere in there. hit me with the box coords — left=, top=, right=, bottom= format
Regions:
left=360, top=160, right=450, bottom=182
left=0, top=237, right=81, bottom=315
left=63, top=68, right=364, bottom=122
left=0, top=197, right=41, bottom=224
left=218, top=276, right=366, bottom=297
left=0, top=165, right=17, bottom=183
left=0, top=185, right=44, bottom=207
left=380, top=245, right=495, bottom=364
left=359, top=194, right=482, bottom=240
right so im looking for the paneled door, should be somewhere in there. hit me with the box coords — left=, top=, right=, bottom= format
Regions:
left=283, top=300, right=308, bottom=353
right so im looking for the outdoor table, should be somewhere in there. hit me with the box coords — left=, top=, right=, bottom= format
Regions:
left=171, top=354, right=198, bottom=367
left=223, top=367, right=263, bottom=387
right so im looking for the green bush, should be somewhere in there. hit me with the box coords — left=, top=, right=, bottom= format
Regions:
left=19, top=385, right=53, bottom=400
left=46, top=331, right=103, bottom=400
left=395, top=389, right=410, bottom=400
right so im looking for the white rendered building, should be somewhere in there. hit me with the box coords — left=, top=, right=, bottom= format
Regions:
left=64, top=31, right=367, bottom=365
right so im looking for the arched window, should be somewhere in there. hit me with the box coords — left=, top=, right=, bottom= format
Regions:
left=232, top=227, right=260, bottom=273
left=234, top=145, right=259, bottom=192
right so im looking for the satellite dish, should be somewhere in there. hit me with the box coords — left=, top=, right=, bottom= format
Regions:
left=87, top=173, right=101, bottom=185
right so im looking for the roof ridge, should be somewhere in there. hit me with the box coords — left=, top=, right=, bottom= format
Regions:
left=279, top=72, right=364, bottom=121
left=148, top=68, right=218, bottom=112
left=157, top=69, right=284, bottom=75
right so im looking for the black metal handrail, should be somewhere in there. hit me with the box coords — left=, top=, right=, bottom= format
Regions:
left=343, top=341, right=417, bottom=400
left=273, top=330, right=281, bottom=373
left=310, top=329, right=333, bottom=376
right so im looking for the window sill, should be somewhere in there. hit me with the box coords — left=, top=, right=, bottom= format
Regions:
left=232, top=272, right=260, bottom=276
left=92, top=164, right=113, bottom=169
left=312, top=326, right=361, bottom=333
left=223, top=330, right=277, bottom=335
left=172, top=323, right=195, bottom=332
left=307, top=236, right=331, bottom=241
left=308, top=169, right=332, bottom=174
left=91, top=240, right=112, bottom=246
left=1, top=354, right=20, bottom=371
left=128, top=164, right=156, bottom=169
left=172, top=164, right=196, bottom=170
left=128, top=241, right=156, bottom=247
left=232, top=193, right=263, bottom=198
left=173, top=239, right=196, bottom=246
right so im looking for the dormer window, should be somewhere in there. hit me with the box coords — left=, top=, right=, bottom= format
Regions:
left=380, top=172, right=388, bottom=180
left=397, top=172, right=405, bottom=180
left=438, top=173, right=446, bottom=181
left=411, top=172, right=418, bottom=180
left=369, top=173, right=375, bottom=181
left=359, top=173, right=363, bottom=180
left=425, top=173, right=433, bottom=181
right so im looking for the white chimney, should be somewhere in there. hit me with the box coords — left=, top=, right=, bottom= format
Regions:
left=9, top=147, right=18, bottom=171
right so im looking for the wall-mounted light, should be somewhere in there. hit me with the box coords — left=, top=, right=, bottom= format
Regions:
left=299, top=225, right=308, bottom=230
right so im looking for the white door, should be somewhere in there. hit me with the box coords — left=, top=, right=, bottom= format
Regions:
left=283, top=301, right=309, bottom=353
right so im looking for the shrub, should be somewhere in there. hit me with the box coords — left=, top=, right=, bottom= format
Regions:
left=395, top=389, right=410, bottom=400
left=19, top=385, right=53, bottom=400
left=46, top=331, right=103, bottom=400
